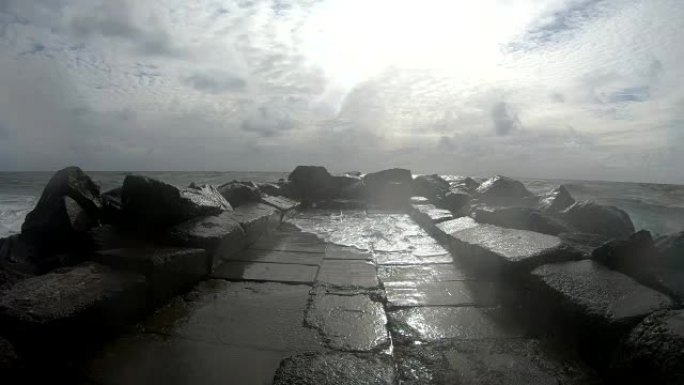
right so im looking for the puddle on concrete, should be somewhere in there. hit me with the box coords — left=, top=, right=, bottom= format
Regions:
left=306, top=289, right=389, bottom=352
left=377, top=264, right=472, bottom=283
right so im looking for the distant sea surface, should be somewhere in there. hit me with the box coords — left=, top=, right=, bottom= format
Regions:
left=1, top=171, right=683, bottom=238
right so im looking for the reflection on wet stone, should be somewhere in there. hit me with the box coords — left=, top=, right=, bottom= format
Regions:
left=384, top=280, right=500, bottom=308
left=306, top=289, right=389, bottom=352
left=316, top=259, right=378, bottom=289
left=378, top=263, right=472, bottom=283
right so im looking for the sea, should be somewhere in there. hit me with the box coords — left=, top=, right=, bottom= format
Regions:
left=1, top=171, right=683, bottom=238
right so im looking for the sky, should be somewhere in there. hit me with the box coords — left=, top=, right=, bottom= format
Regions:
left=0, top=0, right=683, bottom=183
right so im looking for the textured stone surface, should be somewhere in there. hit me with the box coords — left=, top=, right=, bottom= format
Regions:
left=144, top=280, right=324, bottom=352
left=612, top=309, right=684, bottom=385
left=388, top=307, right=519, bottom=342
left=560, top=200, right=635, bottom=240
left=538, top=185, right=575, bottom=213
left=166, top=212, right=246, bottom=269
left=475, top=175, right=532, bottom=205
left=86, top=333, right=288, bottom=385
left=287, top=165, right=335, bottom=200
left=447, top=224, right=575, bottom=273
left=531, top=260, right=673, bottom=328
left=94, top=248, right=208, bottom=304
left=212, top=261, right=318, bottom=284
left=395, top=339, right=599, bottom=385
left=384, top=280, right=499, bottom=308
left=261, top=195, right=299, bottom=212
left=227, top=248, right=323, bottom=266
left=0, top=262, right=147, bottom=348
left=471, top=206, right=570, bottom=236
left=378, top=263, right=472, bottom=283
left=250, top=224, right=325, bottom=253
left=316, top=260, right=378, bottom=289
left=374, top=251, right=453, bottom=265
left=273, top=352, right=396, bottom=385
left=228, top=203, right=280, bottom=245
left=412, top=174, right=450, bottom=200
left=217, top=181, right=261, bottom=207
left=306, top=291, right=389, bottom=352
left=411, top=204, right=454, bottom=225
left=324, top=244, right=373, bottom=260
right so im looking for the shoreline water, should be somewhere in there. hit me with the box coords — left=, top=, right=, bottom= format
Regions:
left=1, top=171, right=683, bottom=238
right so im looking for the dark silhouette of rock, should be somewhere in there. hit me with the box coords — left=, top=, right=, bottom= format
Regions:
left=475, top=175, right=532, bottom=205
left=121, top=176, right=230, bottom=232
left=256, top=182, right=280, bottom=196
left=338, top=178, right=367, bottom=199
left=560, top=201, right=635, bottom=240
left=612, top=309, right=684, bottom=385
left=217, top=181, right=261, bottom=208
left=538, top=185, right=575, bottom=213
left=89, top=225, right=155, bottom=250
left=439, top=190, right=471, bottom=213
left=592, top=230, right=655, bottom=272
left=100, top=187, right=123, bottom=225
left=557, top=232, right=611, bottom=258
left=363, top=168, right=413, bottom=204
left=22, top=166, right=102, bottom=235
left=654, top=231, right=684, bottom=269
left=0, top=335, right=19, bottom=377
left=287, top=165, right=335, bottom=200
left=451, top=176, right=480, bottom=193
left=413, top=174, right=450, bottom=200
left=472, top=206, right=570, bottom=236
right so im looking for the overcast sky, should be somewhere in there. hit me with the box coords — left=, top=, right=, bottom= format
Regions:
left=0, top=0, right=683, bottom=183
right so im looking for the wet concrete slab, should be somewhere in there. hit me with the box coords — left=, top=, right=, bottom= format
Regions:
left=388, top=306, right=520, bottom=342
left=377, top=263, right=473, bottom=283
left=316, top=260, right=378, bottom=289
left=411, top=204, right=455, bottom=225
left=212, top=261, right=318, bottom=284
left=395, top=339, right=600, bottom=385
left=228, top=203, right=280, bottom=245
left=384, top=280, right=500, bottom=308
left=250, top=226, right=325, bottom=254
left=375, top=251, right=453, bottom=265
left=324, top=244, right=373, bottom=260
left=86, top=333, right=287, bottom=385
left=306, top=290, right=389, bottom=351
left=261, top=195, right=299, bottom=212
left=225, top=248, right=323, bottom=266
left=531, top=260, right=673, bottom=328
left=144, top=280, right=324, bottom=352
left=273, top=352, right=397, bottom=385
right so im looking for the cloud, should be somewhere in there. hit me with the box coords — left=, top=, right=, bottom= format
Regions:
left=491, top=102, right=522, bottom=136
left=184, top=72, right=247, bottom=93
left=240, top=106, right=297, bottom=137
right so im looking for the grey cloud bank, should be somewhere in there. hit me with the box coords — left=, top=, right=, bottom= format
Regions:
left=0, top=0, right=683, bottom=184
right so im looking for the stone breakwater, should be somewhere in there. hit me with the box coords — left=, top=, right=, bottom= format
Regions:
left=0, top=165, right=681, bottom=384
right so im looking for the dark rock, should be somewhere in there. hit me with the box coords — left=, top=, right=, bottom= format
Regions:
left=217, top=181, right=261, bottom=208
left=260, top=195, right=299, bottom=213
left=287, top=166, right=335, bottom=200
left=0, top=262, right=147, bottom=354
left=654, top=231, right=684, bottom=269
left=557, top=232, right=611, bottom=258
left=410, top=204, right=454, bottom=228
left=93, top=248, right=208, bottom=305
left=638, top=268, right=684, bottom=302
left=592, top=230, right=655, bottom=272
left=338, top=180, right=367, bottom=199
left=256, top=182, right=280, bottom=196
left=395, top=339, right=600, bottom=385
left=538, top=185, right=575, bottom=213
left=273, top=352, right=396, bottom=385
left=559, top=201, right=635, bottom=240
left=439, top=190, right=471, bottom=213
left=611, top=309, right=684, bottom=385
left=413, top=174, right=450, bottom=200
left=472, top=206, right=570, bottom=236
left=0, top=335, right=19, bottom=375
left=89, top=224, right=155, bottom=250
left=276, top=181, right=298, bottom=199
left=22, top=166, right=102, bottom=234
left=228, top=203, right=280, bottom=245
left=121, top=175, right=230, bottom=232
left=166, top=212, right=246, bottom=270
left=315, top=199, right=367, bottom=210
left=451, top=176, right=480, bottom=192
left=475, top=175, right=532, bottom=205
left=100, top=187, right=123, bottom=225
left=363, top=168, right=413, bottom=205
left=530, top=260, right=673, bottom=330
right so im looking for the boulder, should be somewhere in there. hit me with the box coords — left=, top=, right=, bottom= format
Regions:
left=339, top=180, right=367, bottom=200
left=475, top=175, right=532, bottom=205
left=0, top=262, right=147, bottom=355
left=0, top=335, right=19, bottom=376
left=592, top=230, right=655, bottom=273
left=228, top=203, right=280, bottom=245
left=100, top=187, right=123, bottom=225
left=166, top=212, right=246, bottom=270
left=471, top=206, right=570, bottom=236
left=93, top=248, right=208, bottom=305
left=410, top=204, right=454, bottom=228
left=451, top=176, right=480, bottom=193
left=538, top=185, right=575, bottom=213
left=287, top=165, right=336, bottom=200
left=256, top=182, right=280, bottom=196
left=611, top=309, right=684, bottom=385
left=413, top=174, right=450, bottom=200
left=654, top=231, right=684, bottom=269
left=217, top=181, right=261, bottom=208
left=22, top=166, right=102, bottom=234
left=89, top=224, right=155, bottom=250
left=121, top=175, right=230, bottom=232
left=530, top=260, right=673, bottom=331
left=557, top=232, right=611, bottom=258
left=438, top=190, right=471, bottom=213
left=363, top=168, right=413, bottom=205
left=559, top=201, right=635, bottom=240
